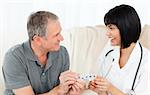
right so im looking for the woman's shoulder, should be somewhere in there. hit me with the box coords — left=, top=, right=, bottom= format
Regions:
left=140, top=45, right=150, bottom=71
left=142, top=46, right=150, bottom=57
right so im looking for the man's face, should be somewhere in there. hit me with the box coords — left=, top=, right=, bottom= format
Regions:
left=41, top=20, right=64, bottom=51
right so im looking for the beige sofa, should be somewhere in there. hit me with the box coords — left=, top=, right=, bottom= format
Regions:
left=61, top=25, right=150, bottom=94
left=0, top=25, right=150, bottom=94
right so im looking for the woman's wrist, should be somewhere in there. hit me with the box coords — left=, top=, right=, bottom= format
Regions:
left=107, top=82, right=113, bottom=93
left=106, top=83, right=125, bottom=95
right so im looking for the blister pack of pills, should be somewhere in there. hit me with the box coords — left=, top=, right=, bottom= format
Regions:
left=79, top=74, right=96, bottom=81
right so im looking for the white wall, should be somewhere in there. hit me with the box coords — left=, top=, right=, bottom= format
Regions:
left=0, top=0, right=150, bottom=92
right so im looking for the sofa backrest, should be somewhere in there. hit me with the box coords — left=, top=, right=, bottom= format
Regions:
left=61, top=25, right=108, bottom=74
left=140, top=25, right=150, bottom=49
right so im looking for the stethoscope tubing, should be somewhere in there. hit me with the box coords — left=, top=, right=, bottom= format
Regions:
left=105, top=43, right=143, bottom=91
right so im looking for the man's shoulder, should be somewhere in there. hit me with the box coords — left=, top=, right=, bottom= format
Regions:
left=6, top=43, right=24, bottom=57
left=3, top=42, right=26, bottom=68
left=58, top=46, right=69, bottom=56
left=59, top=45, right=68, bottom=52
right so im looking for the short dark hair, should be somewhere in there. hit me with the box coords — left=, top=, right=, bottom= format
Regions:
left=27, top=11, right=58, bottom=40
left=104, top=4, right=141, bottom=48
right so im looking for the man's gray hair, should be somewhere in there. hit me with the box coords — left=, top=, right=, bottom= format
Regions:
left=27, top=11, right=58, bottom=40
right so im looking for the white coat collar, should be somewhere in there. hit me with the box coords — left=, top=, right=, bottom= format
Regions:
left=124, top=41, right=142, bottom=70
left=109, top=41, right=141, bottom=71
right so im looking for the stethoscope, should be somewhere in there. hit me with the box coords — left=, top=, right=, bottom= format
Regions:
left=105, top=42, right=143, bottom=93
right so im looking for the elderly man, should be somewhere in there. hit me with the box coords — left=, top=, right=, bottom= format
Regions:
left=2, top=11, right=85, bottom=95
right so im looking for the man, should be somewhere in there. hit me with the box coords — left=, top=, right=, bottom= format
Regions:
left=2, top=11, right=85, bottom=95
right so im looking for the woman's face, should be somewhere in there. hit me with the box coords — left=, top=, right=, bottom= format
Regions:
left=106, top=24, right=121, bottom=46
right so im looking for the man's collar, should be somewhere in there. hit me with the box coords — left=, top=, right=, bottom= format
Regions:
left=23, top=40, right=38, bottom=61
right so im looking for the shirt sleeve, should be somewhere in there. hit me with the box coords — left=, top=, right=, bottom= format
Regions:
left=60, top=46, right=70, bottom=73
left=2, top=49, right=30, bottom=89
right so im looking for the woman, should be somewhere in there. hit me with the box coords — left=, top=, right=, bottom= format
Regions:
left=89, top=4, right=150, bottom=95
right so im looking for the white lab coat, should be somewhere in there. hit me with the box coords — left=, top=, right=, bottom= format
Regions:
left=96, top=41, right=150, bottom=95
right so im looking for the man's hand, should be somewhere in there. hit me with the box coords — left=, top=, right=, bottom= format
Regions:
left=68, top=79, right=86, bottom=95
left=58, top=70, right=79, bottom=94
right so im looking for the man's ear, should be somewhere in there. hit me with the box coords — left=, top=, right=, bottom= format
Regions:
left=32, top=35, right=42, bottom=45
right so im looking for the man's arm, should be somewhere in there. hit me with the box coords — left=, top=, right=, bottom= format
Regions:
left=13, top=70, right=79, bottom=95
left=13, top=85, right=63, bottom=95
left=13, top=86, right=34, bottom=95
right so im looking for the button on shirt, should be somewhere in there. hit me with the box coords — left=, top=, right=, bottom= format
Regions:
left=2, top=40, right=70, bottom=95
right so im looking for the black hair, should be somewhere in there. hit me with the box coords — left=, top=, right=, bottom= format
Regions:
left=104, top=4, right=141, bottom=48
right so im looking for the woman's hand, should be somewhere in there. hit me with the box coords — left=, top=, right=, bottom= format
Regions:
left=89, top=76, right=111, bottom=94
